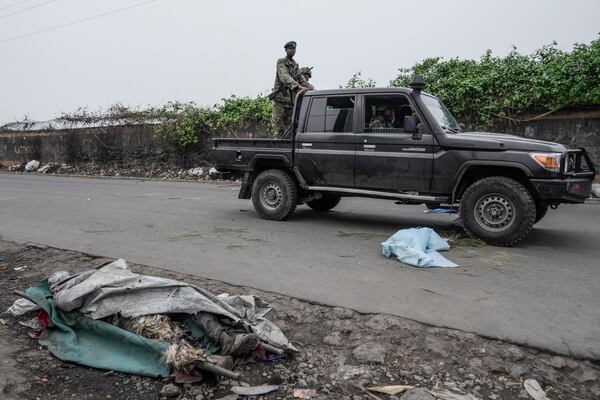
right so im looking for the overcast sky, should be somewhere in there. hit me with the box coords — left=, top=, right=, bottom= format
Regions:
left=1, top=0, right=599, bottom=123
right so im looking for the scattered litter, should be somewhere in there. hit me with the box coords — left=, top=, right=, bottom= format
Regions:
left=18, top=317, right=41, bottom=329
left=592, top=182, right=600, bottom=198
left=427, top=389, right=481, bottom=400
left=0, top=318, right=7, bottom=325
left=230, top=385, right=279, bottom=396
left=13, top=265, right=27, bottom=271
left=25, top=160, right=40, bottom=171
left=424, top=208, right=458, bottom=214
left=382, top=227, right=458, bottom=268
left=0, top=262, right=9, bottom=269
left=367, top=385, right=413, bottom=395
left=37, top=164, right=54, bottom=174
left=209, top=167, right=219, bottom=179
left=293, top=388, right=318, bottom=398
left=6, top=297, right=40, bottom=316
left=524, top=379, right=550, bottom=400
left=188, top=167, right=204, bottom=177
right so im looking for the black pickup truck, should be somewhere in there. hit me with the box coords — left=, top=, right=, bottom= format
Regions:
left=213, top=80, right=595, bottom=246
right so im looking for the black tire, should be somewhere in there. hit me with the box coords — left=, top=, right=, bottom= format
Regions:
left=307, top=194, right=341, bottom=212
left=459, top=176, right=536, bottom=246
left=535, top=203, right=549, bottom=224
left=251, top=169, right=298, bottom=220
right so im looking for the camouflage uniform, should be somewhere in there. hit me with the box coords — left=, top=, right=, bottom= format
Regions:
left=271, top=57, right=310, bottom=137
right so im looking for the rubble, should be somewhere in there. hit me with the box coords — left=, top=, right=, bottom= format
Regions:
left=25, top=160, right=40, bottom=171
left=1, top=240, right=599, bottom=399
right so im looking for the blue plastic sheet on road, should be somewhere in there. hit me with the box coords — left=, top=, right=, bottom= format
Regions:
left=381, top=227, right=458, bottom=268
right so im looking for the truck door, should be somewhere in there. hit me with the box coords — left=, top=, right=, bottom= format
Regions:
left=295, top=95, right=356, bottom=187
left=354, top=93, right=434, bottom=193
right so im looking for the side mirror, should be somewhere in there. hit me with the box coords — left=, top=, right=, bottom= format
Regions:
left=404, top=115, right=417, bottom=133
left=459, top=123, right=466, bottom=131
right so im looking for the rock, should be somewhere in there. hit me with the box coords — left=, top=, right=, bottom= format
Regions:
left=483, top=357, right=506, bottom=373
left=306, top=376, right=318, bottom=386
left=353, top=342, right=386, bottom=364
left=25, top=160, right=40, bottom=171
left=400, top=388, right=436, bottom=400
left=468, top=357, right=482, bottom=369
left=592, top=183, right=600, bottom=198
left=590, top=384, right=600, bottom=397
left=509, top=364, right=527, bottom=379
left=533, top=365, right=559, bottom=384
left=188, top=167, right=204, bottom=177
left=546, top=356, right=566, bottom=369
left=332, top=307, right=355, bottom=319
left=209, top=167, right=219, bottom=179
left=366, top=314, right=401, bottom=330
left=333, top=319, right=355, bottom=333
left=323, top=332, right=342, bottom=346
left=160, top=383, right=180, bottom=397
left=576, top=368, right=599, bottom=383
left=424, top=335, right=449, bottom=358
left=502, top=345, right=525, bottom=361
left=335, top=365, right=368, bottom=380
left=297, top=378, right=308, bottom=388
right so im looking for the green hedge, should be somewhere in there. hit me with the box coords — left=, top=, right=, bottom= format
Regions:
left=389, top=36, right=600, bottom=128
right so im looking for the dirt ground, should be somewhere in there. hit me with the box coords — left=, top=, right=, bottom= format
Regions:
left=1, top=239, right=599, bottom=400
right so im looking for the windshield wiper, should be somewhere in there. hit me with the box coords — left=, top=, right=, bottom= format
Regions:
left=441, top=125, right=460, bottom=134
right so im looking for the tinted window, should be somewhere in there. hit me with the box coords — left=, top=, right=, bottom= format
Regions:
left=306, top=97, right=326, bottom=132
left=326, top=96, right=354, bottom=132
left=305, top=96, right=354, bottom=133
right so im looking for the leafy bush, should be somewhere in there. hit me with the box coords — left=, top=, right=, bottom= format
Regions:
left=390, top=36, right=600, bottom=128
left=342, top=71, right=376, bottom=88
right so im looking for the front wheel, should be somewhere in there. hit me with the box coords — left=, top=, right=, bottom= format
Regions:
left=459, top=177, right=536, bottom=246
left=251, top=169, right=298, bottom=220
left=307, top=194, right=341, bottom=212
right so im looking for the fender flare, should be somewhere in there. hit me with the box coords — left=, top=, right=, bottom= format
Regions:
left=451, top=161, right=534, bottom=202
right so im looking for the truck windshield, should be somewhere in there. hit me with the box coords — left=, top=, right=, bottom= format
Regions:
left=422, top=94, right=461, bottom=132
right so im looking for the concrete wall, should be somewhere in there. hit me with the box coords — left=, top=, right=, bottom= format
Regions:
left=0, top=125, right=213, bottom=168
left=1, top=110, right=599, bottom=168
left=490, top=109, right=600, bottom=166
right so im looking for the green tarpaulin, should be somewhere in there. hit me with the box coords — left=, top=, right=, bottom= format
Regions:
left=26, top=280, right=171, bottom=378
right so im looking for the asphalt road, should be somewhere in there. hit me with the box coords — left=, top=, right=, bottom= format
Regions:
left=1, top=173, right=599, bottom=359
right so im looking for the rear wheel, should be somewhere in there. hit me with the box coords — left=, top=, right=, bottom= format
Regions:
left=307, top=194, right=341, bottom=212
left=251, top=169, right=298, bottom=220
left=459, top=176, right=536, bottom=246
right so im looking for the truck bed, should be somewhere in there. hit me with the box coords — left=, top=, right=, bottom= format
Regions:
left=213, top=138, right=293, bottom=172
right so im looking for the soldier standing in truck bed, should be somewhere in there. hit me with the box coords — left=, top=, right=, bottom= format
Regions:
left=270, top=41, right=312, bottom=138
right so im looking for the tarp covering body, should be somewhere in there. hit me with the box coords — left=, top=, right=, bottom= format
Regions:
left=47, top=259, right=295, bottom=351
left=25, top=280, right=171, bottom=378
left=381, top=227, right=457, bottom=268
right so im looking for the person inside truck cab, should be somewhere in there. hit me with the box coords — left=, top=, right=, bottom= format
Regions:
left=369, top=103, right=395, bottom=128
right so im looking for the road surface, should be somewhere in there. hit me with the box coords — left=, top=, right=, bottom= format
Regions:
left=1, top=173, right=599, bottom=359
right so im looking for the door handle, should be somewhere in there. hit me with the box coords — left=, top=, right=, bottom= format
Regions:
left=301, top=143, right=312, bottom=147
left=363, top=144, right=376, bottom=149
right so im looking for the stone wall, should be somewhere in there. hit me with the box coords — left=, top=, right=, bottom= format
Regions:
left=490, top=109, right=600, bottom=167
left=1, top=110, right=599, bottom=169
left=0, top=125, right=213, bottom=168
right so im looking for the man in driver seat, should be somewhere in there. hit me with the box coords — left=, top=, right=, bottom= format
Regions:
left=369, top=103, right=395, bottom=128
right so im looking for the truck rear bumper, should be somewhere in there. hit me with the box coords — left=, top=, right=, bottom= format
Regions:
left=531, top=178, right=593, bottom=203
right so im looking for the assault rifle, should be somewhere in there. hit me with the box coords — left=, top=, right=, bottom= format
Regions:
left=267, top=67, right=313, bottom=101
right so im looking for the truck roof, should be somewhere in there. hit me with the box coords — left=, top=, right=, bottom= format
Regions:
left=305, top=87, right=413, bottom=97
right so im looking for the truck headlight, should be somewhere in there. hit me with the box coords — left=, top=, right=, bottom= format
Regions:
left=530, top=152, right=561, bottom=173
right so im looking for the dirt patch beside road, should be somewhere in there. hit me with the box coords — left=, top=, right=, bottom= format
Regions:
left=1, top=240, right=598, bottom=400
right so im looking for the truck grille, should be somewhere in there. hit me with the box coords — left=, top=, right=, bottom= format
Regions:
left=562, top=149, right=595, bottom=177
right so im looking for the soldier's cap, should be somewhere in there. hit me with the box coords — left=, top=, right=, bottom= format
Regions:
left=284, top=41, right=297, bottom=49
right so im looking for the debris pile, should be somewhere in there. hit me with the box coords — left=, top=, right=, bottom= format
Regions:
left=8, top=259, right=294, bottom=383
